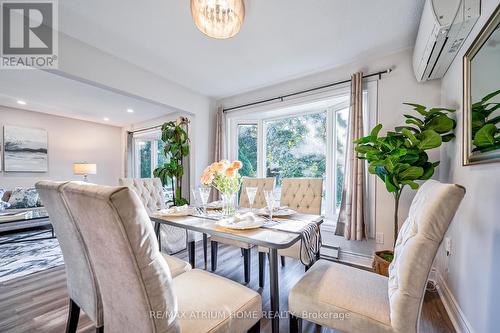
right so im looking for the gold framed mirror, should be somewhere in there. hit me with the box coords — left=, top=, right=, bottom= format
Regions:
left=463, top=5, right=500, bottom=165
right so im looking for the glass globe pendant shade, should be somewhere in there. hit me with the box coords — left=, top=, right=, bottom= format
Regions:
left=190, top=0, right=245, bottom=39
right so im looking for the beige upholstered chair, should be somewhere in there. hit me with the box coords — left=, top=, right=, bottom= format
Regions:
left=258, top=178, right=323, bottom=287
left=61, top=182, right=262, bottom=333
left=36, top=181, right=191, bottom=333
left=210, top=177, right=275, bottom=284
left=36, top=181, right=103, bottom=333
left=120, top=178, right=208, bottom=269
left=288, top=180, right=465, bottom=333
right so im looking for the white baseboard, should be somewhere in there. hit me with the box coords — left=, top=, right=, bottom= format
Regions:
left=433, top=270, right=474, bottom=333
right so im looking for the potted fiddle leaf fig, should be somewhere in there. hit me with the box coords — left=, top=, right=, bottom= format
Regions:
left=355, top=103, right=456, bottom=275
left=154, top=117, right=190, bottom=206
left=471, top=89, right=500, bottom=153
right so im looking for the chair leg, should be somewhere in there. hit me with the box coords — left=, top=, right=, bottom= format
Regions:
left=243, top=248, right=251, bottom=283
left=211, top=241, right=218, bottom=271
left=247, top=320, right=260, bottom=333
left=289, top=314, right=302, bottom=333
left=188, top=241, right=195, bottom=268
left=203, top=233, right=208, bottom=270
left=258, top=252, right=266, bottom=288
left=281, top=255, right=286, bottom=267
left=66, top=298, right=80, bottom=333
left=241, top=248, right=245, bottom=256
left=96, top=326, right=104, bottom=333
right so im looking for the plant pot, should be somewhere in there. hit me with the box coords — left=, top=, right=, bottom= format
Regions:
left=373, top=250, right=393, bottom=277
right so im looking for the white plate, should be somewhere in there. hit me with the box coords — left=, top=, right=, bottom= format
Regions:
left=158, top=208, right=196, bottom=217
left=257, top=208, right=297, bottom=217
left=216, top=218, right=264, bottom=230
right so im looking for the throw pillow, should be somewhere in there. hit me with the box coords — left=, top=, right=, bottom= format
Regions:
left=0, top=189, right=10, bottom=211
left=7, top=188, right=39, bottom=209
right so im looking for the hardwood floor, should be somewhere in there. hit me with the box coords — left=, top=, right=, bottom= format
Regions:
left=0, top=241, right=455, bottom=333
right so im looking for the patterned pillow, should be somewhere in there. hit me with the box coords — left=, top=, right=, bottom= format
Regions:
left=0, top=189, right=11, bottom=211
left=7, top=188, right=39, bottom=209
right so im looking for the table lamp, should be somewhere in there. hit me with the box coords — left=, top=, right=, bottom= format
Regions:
left=73, top=163, right=97, bottom=182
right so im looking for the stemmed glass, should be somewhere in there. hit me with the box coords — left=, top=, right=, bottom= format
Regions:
left=198, top=187, right=211, bottom=216
left=264, top=190, right=275, bottom=222
left=246, top=187, right=258, bottom=213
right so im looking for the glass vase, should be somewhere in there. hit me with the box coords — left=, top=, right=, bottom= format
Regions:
left=221, top=192, right=237, bottom=216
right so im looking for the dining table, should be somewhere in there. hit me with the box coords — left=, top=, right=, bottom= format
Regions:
left=150, top=210, right=323, bottom=333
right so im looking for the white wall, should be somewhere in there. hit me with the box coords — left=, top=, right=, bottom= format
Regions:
left=0, top=106, right=124, bottom=188
left=435, top=1, right=500, bottom=332
left=219, top=48, right=442, bottom=255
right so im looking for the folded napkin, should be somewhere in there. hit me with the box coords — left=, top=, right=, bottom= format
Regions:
left=220, top=212, right=258, bottom=227
left=160, top=204, right=190, bottom=215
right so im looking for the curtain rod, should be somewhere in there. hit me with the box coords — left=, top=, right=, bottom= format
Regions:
left=223, top=68, right=392, bottom=113
left=129, top=125, right=162, bottom=134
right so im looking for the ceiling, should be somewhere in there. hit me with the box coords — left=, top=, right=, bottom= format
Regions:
left=59, top=0, right=425, bottom=98
left=0, top=70, right=178, bottom=127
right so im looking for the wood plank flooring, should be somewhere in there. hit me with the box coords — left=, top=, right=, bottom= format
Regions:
left=0, top=241, right=455, bottom=333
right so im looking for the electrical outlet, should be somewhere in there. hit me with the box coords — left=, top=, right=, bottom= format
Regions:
left=445, top=237, right=452, bottom=256
left=376, top=232, right=384, bottom=244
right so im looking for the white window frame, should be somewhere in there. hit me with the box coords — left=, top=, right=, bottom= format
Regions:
left=226, top=81, right=377, bottom=235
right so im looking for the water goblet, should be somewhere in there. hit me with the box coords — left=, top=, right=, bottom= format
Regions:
left=246, top=187, right=258, bottom=213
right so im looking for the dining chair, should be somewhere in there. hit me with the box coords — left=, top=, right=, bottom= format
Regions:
left=119, top=178, right=207, bottom=268
left=36, top=181, right=103, bottom=333
left=36, top=181, right=192, bottom=333
left=61, top=182, right=262, bottom=333
left=258, top=178, right=323, bottom=287
left=210, top=177, right=275, bottom=284
left=288, top=180, right=466, bottom=333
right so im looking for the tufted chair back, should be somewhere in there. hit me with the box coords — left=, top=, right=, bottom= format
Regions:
left=62, top=182, right=180, bottom=333
left=239, top=177, right=275, bottom=208
left=280, top=178, right=323, bottom=214
left=35, top=181, right=103, bottom=328
left=119, top=178, right=165, bottom=215
left=388, top=180, right=465, bottom=332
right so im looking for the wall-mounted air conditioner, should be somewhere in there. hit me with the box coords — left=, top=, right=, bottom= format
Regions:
left=413, top=0, right=480, bottom=82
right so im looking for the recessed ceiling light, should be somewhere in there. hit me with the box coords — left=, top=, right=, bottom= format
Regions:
left=127, top=108, right=134, bottom=113
left=103, top=117, right=110, bottom=121
left=17, top=100, right=26, bottom=105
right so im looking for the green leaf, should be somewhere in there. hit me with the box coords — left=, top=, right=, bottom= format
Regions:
left=370, top=124, right=383, bottom=138
left=426, top=115, right=455, bottom=134
left=480, top=89, right=500, bottom=103
left=355, top=145, right=378, bottom=154
left=400, top=166, right=424, bottom=180
left=401, top=180, right=419, bottom=190
left=403, top=103, right=428, bottom=116
left=417, top=130, right=442, bottom=150
left=441, top=133, right=455, bottom=142
left=420, top=163, right=435, bottom=180
left=385, top=175, right=398, bottom=193
left=401, top=128, right=420, bottom=146
left=473, top=124, right=497, bottom=148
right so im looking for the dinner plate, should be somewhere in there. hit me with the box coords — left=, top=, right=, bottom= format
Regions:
left=216, top=218, right=264, bottom=230
left=157, top=208, right=196, bottom=217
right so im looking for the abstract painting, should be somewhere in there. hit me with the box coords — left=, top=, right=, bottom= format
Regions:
left=3, top=125, right=48, bottom=172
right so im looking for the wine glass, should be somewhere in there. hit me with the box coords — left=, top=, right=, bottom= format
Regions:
left=246, top=187, right=258, bottom=213
left=264, top=190, right=275, bottom=222
left=198, top=187, right=211, bottom=215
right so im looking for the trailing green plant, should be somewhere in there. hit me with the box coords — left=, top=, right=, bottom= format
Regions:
left=154, top=118, right=190, bottom=206
left=471, top=89, right=500, bottom=153
left=355, top=103, right=456, bottom=247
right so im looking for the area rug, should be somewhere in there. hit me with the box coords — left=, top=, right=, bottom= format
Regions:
left=0, top=229, right=63, bottom=282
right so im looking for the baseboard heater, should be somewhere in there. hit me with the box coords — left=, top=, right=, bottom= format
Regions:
left=320, top=244, right=339, bottom=260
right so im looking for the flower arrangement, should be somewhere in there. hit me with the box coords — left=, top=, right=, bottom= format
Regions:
left=201, top=160, right=243, bottom=194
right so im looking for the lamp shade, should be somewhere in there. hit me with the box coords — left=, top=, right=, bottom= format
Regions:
left=73, top=163, right=97, bottom=175
left=190, top=0, right=245, bottom=39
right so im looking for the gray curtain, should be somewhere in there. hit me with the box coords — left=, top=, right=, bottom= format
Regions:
left=213, top=106, right=226, bottom=200
left=335, top=72, right=366, bottom=240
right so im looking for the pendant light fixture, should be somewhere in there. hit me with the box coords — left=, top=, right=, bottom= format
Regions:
left=190, top=0, right=245, bottom=39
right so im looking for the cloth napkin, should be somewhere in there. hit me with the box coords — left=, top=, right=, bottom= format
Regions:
left=160, top=204, right=190, bottom=215
left=219, top=212, right=259, bottom=227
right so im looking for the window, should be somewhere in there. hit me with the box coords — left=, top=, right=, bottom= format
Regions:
left=227, top=83, right=376, bottom=233
left=237, top=124, right=258, bottom=177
